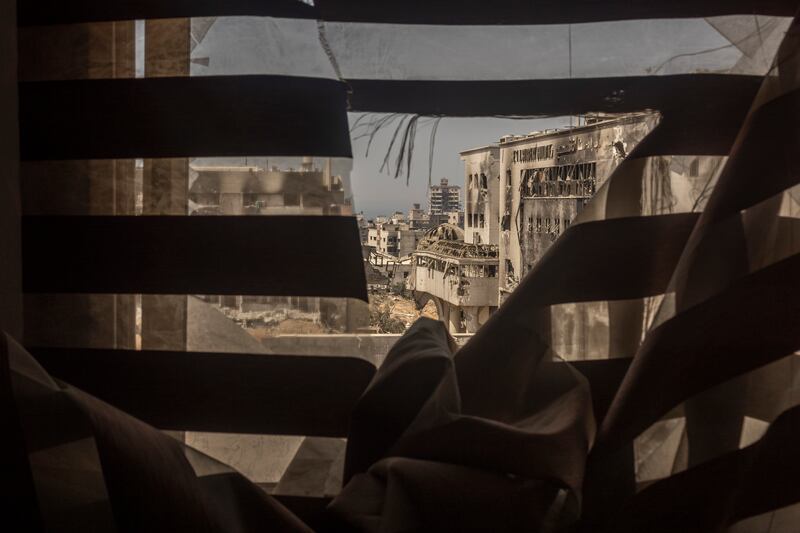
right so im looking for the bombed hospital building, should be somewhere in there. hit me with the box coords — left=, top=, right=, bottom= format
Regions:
left=498, top=112, right=655, bottom=298
left=407, top=224, right=499, bottom=334
left=409, top=113, right=657, bottom=338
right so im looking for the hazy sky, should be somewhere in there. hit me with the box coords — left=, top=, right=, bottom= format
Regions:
left=189, top=16, right=755, bottom=217
left=349, top=114, right=571, bottom=218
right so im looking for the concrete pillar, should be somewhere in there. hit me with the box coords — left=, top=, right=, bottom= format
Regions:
left=345, top=299, right=370, bottom=333
left=462, top=306, right=481, bottom=334
left=219, top=193, right=244, bottom=215
left=142, top=158, right=188, bottom=216
left=446, top=303, right=464, bottom=334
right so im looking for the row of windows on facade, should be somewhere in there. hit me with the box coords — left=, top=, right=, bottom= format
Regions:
left=468, top=173, right=489, bottom=190
left=520, top=162, right=598, bottom=196
left=466, top=212, right=486, bottom=228
left=527, top=215, right=571, bottom=234
left=417, top=256, right=498, bottom=278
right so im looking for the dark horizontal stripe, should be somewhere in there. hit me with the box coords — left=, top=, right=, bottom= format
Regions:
left=597, top=252, right=800, bottom=454
left=25, top=345, right=629, bottom=440
left=742, top=354, right=800, bottom=422
left=455, top=213, right=698, bottom=412
left=29, top=347, right=377, bottom=437
left=700, top=88, right=800, bottom=225
left=603, top=404, right=800, bottom=532
left=22, top=215, right=368, bottom=300
left=17, top=0, right=317, bottom=26
left=316, top=1, right=794, bottom=25
left=629, top=87, right=758, bottom=157
left=18, top=0, right=793, bottom=27
left=566, top=358, right=632, bottom=425
left=348, top=75, right=760, bottom=155
left=512, top=213, right=699, bottom=307
left=19, top=75, right=352, bottom=160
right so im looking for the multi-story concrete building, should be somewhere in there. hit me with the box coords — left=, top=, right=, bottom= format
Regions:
left=498, top=113, right=654, bottom=300
left=408, top=203, right=430, bottom=229
left=463, top=146, right=501, bottom=246
left=409, top=113, right=656, bottom=336
left=367, top=222, right=423, bottom=258
left=428, top=178, right=462, bottom=215
left=189, top=157, right=351, bottom=216
left=356, top=212, right=370, bottom=243
left=187, top=157, right=366, bottom=332
left=406, top=146, right=502, bottom=334
left=429, top=210, right=464, bottom=228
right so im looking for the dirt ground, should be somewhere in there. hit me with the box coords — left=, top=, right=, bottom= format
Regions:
left=238, top=292, right=440, bottom=339
left=368, top=291, right=438, bottom=332
left=246, top=318, right=332, bottom=340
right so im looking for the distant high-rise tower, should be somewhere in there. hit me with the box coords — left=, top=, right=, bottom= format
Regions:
left=428, top=178, right=461, bottom=215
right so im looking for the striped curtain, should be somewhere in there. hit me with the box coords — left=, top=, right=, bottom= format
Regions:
left=7, top=1, right=800, bottom=531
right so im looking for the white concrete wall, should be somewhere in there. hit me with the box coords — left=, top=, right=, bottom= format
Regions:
left=413, top=265, right=497, bottom=308
left=462, top=147, right=500, bottom=246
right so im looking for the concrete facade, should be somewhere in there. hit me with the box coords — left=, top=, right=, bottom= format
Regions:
left=189, top=157, right=350, bottom=216
left=462, top=146, right=500, bottom=245
left=187, top=158, right=366, bottom=334
left=409, top=114, right=656, bottom=338
left=408, top=225, right=499, bottom=334
left=428, top=178, right=462, bottom=215
left=366, top=222, right=422, bottom=258
left=497, top=113, right=656, bottom=360
left=407, top=203, right=430, bottom=229
left=0, top=0, right=21, bottom=339
left=498, top=113, right=655, bottom=299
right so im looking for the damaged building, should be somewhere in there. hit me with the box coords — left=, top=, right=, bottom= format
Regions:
left=188, top=156, right=351, bottom=216
left=188, top=157, right=368, bottom=332
left=409, top=113, right=656, bottom=336
left=499, top=113, right=656, bottom=300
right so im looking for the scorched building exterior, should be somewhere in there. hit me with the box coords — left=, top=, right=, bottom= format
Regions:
left=498, top=113, right=655, bottom=301
left=409, top=112, right=657, bottom=338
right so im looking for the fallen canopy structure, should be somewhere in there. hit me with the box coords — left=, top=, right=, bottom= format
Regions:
left=7, top=0, right=800, bottom=531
